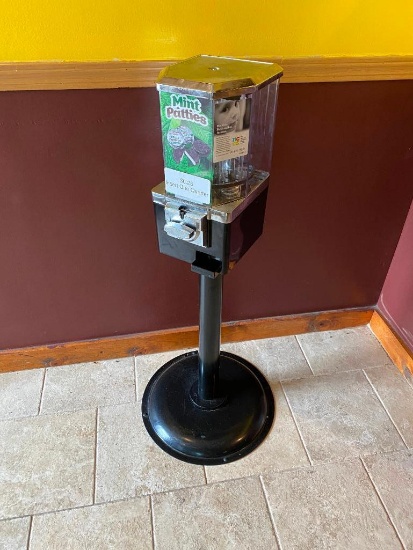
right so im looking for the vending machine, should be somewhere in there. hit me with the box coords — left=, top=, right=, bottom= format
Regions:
left=142, top=55, right=283, bottom=465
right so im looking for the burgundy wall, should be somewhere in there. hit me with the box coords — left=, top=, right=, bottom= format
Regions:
left=1, top=81, right=413, bottom=349
left=378, top=201, right=413, bottom=351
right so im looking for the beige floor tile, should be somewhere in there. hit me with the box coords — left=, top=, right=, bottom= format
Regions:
left=363, top=450, right=413, bottom=549
left=205, top=383, right=309, bottom=483
left=152, top=476, right=278, bottom=550
left=222, top=336, right=313, bottom=381
left=0, top=369, right=44, bottom=420
left=30, top=497, right=152, bottom=550
left=95, top=402, right=205, bottom=503
left=0, top=517, right=31, bottom=550
left=40, top=358, right=135, bottom=414
left=282, top=370, right=405, bottom=462
left=296, top=326, right=392, bottom=375
left=365, top=365, right=413, bottom=448
left=262, top=460, right=402, bottom=550
left=0, top=410, right=95, bottom=519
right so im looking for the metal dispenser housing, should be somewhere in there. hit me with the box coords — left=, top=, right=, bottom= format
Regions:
left=143, top=55, right=283, bottom=465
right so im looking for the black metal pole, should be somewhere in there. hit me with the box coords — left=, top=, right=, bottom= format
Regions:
left=198, top=273, right=223, bottom=401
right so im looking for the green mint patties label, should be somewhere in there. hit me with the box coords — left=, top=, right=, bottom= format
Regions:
left=159, top=91, right=213, bottom=205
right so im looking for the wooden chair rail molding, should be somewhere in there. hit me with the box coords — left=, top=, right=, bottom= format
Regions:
left=1, top=56, right=413, bottom=91
left=0, top=307, right=373, bottom=373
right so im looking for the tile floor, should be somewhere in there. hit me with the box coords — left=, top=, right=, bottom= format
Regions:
left=1, top=325, right=413, bottom=549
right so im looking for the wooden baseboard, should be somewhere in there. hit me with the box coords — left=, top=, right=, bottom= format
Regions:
left=1, top=56, right=413, bottom=91
left=0, top=307, right=373, bottom=373
left=369, top=311, right=413, bottom=377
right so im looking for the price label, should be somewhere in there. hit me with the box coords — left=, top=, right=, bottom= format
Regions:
left=164, top=168, right=211, bottom=205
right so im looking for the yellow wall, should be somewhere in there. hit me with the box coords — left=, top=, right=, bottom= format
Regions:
left=1, top=0, right=413, bottom=62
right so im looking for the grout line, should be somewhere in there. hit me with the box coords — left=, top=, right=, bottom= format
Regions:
left=37, top=368, right=47, bottom=415
left=403, top=371, right=413, bottom=391
left=92, top=408, right=99, bottom=504
left=149, top=495, right=156, bottom=550
left=294, top=336, right=315, bottom=375
left=2, top=493, right=153, bottom=523
left=360, top=457, right=406, bottom=550
left=0, top=405, right=117, bottom=425
left=26, top=516, right=33, bottom=550
left=280, top=382, right=313, bottom=466
left=259, top=476, right=284, bottom=550
left=362, top=370, right=409, bottom=449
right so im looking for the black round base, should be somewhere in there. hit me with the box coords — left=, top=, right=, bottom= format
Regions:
left=141, top=351, right=275, bottom=465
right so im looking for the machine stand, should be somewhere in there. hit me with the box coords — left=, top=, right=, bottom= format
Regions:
left=141, top=271, right=275, bottom=465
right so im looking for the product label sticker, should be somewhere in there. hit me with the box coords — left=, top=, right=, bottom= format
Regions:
left=164, top=168, right=211, bottom=205
left=213, top=129, right=249, bottom=163
left=159, top=91, right=214, bottom=190
left=213, top=97, right=251, bottom=163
